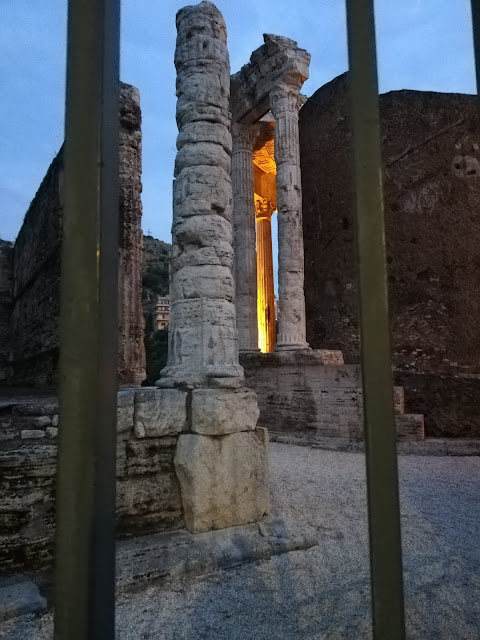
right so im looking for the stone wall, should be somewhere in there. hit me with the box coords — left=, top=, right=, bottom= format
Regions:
left=300, top=73, right=480, bottom=437
left=241, top=351, right=424, bottom=443
left=0, top=389, right=184, bottom=574
left=0, top=241, right=13, bottom=381
left=4, top=83, right=145, bottom=388
left=10, top=151, right=64, bottom=386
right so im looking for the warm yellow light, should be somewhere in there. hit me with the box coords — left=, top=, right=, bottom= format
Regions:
left=255, top=196, right=276, bottom=353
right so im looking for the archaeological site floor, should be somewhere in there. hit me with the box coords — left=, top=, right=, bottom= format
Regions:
left=3, top=442, right=480, bottom=640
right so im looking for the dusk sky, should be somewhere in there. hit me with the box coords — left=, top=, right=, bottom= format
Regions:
left=1, top=0, right=476, bottom=248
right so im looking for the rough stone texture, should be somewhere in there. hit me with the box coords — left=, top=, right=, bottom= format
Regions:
left=231, top=34, right=310, bottom=124
left=191, top=388, right=259, bottom=435
left=117, top=83, right=146, bottom=386
left=2, top=83, right=145, bottom=387
left=270, top=83, right=309, bottom=350
left=0, top=389, right=183, bottom=575
left=231, top=123, right=260, bottom=352
left=0, top=580, right=46, bottom=621
left=174, top=431, right=270, bottom=533
left=241, top=351, right=424, bottom=442
left=0, top=240, right=13, bottom=381
left=300, top=73, right=480, bottom=437
left=133, top=388, right=187, bottom=438
left=159, top=1, right=243, bottom=388
left=158, top=1, right=269, bottom=538
left=116, top=515, right=315, bottom=590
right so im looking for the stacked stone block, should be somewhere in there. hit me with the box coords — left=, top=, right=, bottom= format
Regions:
left=0, top=389, right=184, bottom=574
left=157, top=1, right=269, bottom=534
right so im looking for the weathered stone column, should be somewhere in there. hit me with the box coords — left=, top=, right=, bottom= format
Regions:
left=255, top=199, right=276, bottom=353
left=270, top=82, right=309, bottom=350
left=157, top=1, right=269, bottom=534
left=117, top=84, right=146, bottom=386
left=232, top=123, right=260, bottom=353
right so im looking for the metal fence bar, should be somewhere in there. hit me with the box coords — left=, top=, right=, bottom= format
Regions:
left=471, top=0, right=480, bottom=95
left=345, top=1, right=406, bottom=638
left=54, top=0, right=120, bottom=638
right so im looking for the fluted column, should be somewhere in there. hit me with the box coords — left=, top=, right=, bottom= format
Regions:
left=270, top=82, right=309, bottom=350
left=255, top=199, right=276, bottom=352
left=232, top=123, right=260, bottom=352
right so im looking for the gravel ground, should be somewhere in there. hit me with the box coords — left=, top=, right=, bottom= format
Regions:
left=3, top=443, right=480, bottom=639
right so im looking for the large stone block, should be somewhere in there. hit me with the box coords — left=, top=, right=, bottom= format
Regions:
left=133, top=388, right=187, bottom=438
left=191, top=388, right=259, bottom=435
left=174, top=431, right=270, bottom=533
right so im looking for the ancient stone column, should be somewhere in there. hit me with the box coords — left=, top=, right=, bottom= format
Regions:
left=232, top=123, right=260, bottom=353
left=270, top=82, right=309, bottom=350
left=117, top=83, right=146, bottom=386
left=157, top=1, right=269, bottom=534
left=255, top=198, right=276, bottom=353
left=159, top=1, right=243, bottom=388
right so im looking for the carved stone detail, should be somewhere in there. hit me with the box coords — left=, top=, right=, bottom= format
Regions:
left=232, top=123, right=260, bottom=353
left=269, top=82, right=309, bottom=350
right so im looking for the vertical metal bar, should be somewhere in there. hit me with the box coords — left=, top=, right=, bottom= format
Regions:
left=471, top=0, right=480, bottom=96
left=345, top=1, right=406, bottom=638
left=54, top=0, right=120, bottom=638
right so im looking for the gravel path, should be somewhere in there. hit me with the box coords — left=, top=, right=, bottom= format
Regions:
left=3, top=443, right=480, bottom=639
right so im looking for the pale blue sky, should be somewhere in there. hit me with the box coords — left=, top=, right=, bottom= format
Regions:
left=0, top=0, right=476, bottom=247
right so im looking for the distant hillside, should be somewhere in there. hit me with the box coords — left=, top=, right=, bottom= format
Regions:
left=142, top=235, right=171, bottom=333
left=142, top=235, right=171, bottom=385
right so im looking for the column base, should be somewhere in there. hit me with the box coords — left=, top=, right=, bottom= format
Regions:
left=275, top=340, right=310, bottom=352
left=239, top=347, right=261, bottom=354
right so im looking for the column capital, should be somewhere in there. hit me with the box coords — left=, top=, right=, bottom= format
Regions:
left=255, top=197, right=275, bottom=221
left=232, top=122, right=260, bottom=152
left=269, top=83, right=305, bottom=118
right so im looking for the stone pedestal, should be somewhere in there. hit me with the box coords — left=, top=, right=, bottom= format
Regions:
left=270, top=82, right=309, bottom=351
left=255, top=199, right=276, bottom=353
left=232, top=123, right=260, bottom=353
left=157, top=1, right=269, bottom=535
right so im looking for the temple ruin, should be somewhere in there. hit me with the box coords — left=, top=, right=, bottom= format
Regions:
left=0, top=83, right=146, bottom=388
left=2, top=0, right=478, bottom=582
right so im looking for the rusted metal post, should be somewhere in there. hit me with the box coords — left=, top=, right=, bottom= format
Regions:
left=345, top=1, right=406, bottom=638
left=54, top=0, right=120, bottom=638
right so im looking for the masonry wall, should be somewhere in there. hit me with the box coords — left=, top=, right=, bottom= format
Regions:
left=300, top=74, right=480, bottom=437
left=0, top=241, right=13, bottom=381
left=241, top=352, right=423, bottom=442
left=0, top=389, right=184, bottom=574
left=5, top=83, right=145, bottom=387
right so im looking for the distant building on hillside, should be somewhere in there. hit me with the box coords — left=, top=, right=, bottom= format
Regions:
left=156, top=295, right=170, bottom=330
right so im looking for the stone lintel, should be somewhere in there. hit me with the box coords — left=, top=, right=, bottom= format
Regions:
left=231, top=34, right=310, bottom=124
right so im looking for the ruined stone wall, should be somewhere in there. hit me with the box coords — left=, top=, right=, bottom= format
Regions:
left=0, top=388, right=184, bottom=574
left=300, top=74, right=480, bottom=437
left=0, top=240, right=14, bottom=381
left=4, top=83, right=145, bottom=387
left=10, top=151, right=64, bottom=386
left=241, top=352, right=423, bottom=442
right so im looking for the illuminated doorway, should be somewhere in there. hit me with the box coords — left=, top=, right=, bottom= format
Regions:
left=253, top=115, right=276, bottom=352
